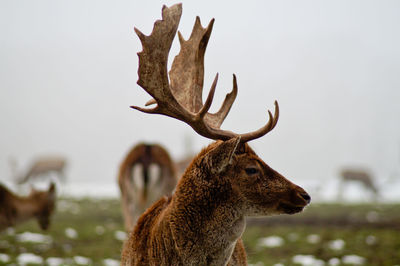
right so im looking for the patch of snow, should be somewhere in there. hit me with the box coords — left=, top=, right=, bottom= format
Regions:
left=258, top=236, right=285, bottom=248
left=342, top=255, right=366, bottom=265
left=17, top=253, right=43, bottom=265
left=328, top=258, right=341, bottom=266
left=65, top=227, right=78, bottom=239
left=328, top=239, right=345, bottom=251
left=292, top=254, right=324, bottom=266
left=74, top=255, right=92, bottom=265
left=307, top=234, right=321, bottom=244
left=16, top=232, right=52, bottom=244
left=114, top=230, right=127, bottom=241
left=46, top=257, right=65, bottom=266
left=103, top=258, right=120, bottom=266
left=0, top=253, right=10, bottom=263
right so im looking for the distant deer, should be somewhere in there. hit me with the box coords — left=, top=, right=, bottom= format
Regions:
left=338, top=168, right=379, bottom=200
left=121, top=4, right=310, bottom=265
left=0, top=183, right=56, bottom=231
left=118, top=143, right=177, bottom=231
left=10, top=156, right=67, bottom=184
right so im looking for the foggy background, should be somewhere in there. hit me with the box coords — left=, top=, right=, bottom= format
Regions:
left=1, top=0, right=399, bottom=201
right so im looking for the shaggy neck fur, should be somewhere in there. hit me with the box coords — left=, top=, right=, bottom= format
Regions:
left=168, top=144, right=246, bottom=265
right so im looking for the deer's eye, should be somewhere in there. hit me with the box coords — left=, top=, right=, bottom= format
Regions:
left=245, top=167, right=259, bottom=175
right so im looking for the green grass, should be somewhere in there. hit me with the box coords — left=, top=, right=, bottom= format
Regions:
left=1, top=199, right=399, bottom=265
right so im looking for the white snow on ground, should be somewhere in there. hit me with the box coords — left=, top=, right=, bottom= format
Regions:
left=0, top=253, right=10, bottom=263
left=16, top=232, right=52, bottom=244
left=258, top=236, right=285, bottom=248
left=74, top=255, right=92, bottom=265
left=328, top=257, right=341, bottom=266
left=306, top=234, right=321, bottom=244
left=17, top=253, right=43, bottom=265
left=292, top=254, right=324, bottom=266
left=328, top=239, right=345, bottom=250
left=114, top=230, right=127, bottom=241
left=342, top=255, right=366, bottom=265
left=103, top=258, right=120, bottom=266
left=46, top=257, right=65, bottom=266
left=65, top=227, right=78, bottom=239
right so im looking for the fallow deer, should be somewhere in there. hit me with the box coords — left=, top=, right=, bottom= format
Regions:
left=10, top=156, right=67, bottom=184
left=121, top=4, right=311, bottom=265
left=118, top=143, right=177, bottom=231
left=0, top=183, right=56, bottom=231
left=338, top=168, right=379, bottom=200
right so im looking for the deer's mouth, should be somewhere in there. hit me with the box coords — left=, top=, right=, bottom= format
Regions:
left=278, top=203, right=305, bottom=215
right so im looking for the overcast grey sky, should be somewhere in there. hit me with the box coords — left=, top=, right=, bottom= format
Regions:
left=1, top=0, right=399, bottom=198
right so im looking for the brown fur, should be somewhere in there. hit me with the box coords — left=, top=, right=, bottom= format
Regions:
left=0, top=183, right=56, bottom=231
left=121, top=139, right=310, bottom=265
left=118, top=143, right=178, bottom=231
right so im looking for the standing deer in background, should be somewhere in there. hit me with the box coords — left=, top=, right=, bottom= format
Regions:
left=0, top=183, right=56, bottom=231
left=338, top=168, right=379, bottom=201
left=118, top=143, right=177, bottom=231
left=10, top=156, right=67, bottom=184
left=121, top=4, right=310, bottom=265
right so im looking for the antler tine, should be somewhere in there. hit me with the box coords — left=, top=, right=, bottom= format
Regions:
left=206, top=74, right=238, bottom=128
left=198, top=73, right=219, bottom=119
left=239, top=101, right=280, bottom=143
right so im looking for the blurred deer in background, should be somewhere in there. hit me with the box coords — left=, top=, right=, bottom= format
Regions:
left=0, top=183, right=56, bottom=231
left=121, top=4, right=310, bottom=265
left=10, top=156, right=67, bottom=184
left=338, top=168, right=379, bottom=201
left=118, top=143, right=177, bottom=231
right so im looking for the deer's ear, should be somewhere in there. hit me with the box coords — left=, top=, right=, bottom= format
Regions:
left=203, top=137, right=241, bottom=174
left=48, top=183, right=56, bottom=201
left=49, top=183, right=55, bottom=193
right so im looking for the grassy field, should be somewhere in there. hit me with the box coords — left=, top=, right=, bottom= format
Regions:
left=1, top=198, right=399, bottom=265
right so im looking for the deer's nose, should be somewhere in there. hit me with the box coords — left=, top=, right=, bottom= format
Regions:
left=300, top=192, right=311, bottom=204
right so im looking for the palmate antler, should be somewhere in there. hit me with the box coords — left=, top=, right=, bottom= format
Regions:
left=131, top=4, right=279, bottom=142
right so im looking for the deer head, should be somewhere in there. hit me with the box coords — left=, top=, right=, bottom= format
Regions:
left=187, top=138, right=310, bottom=217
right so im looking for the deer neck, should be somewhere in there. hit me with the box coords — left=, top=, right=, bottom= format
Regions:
left=169, top=174, right=246, bottom=265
